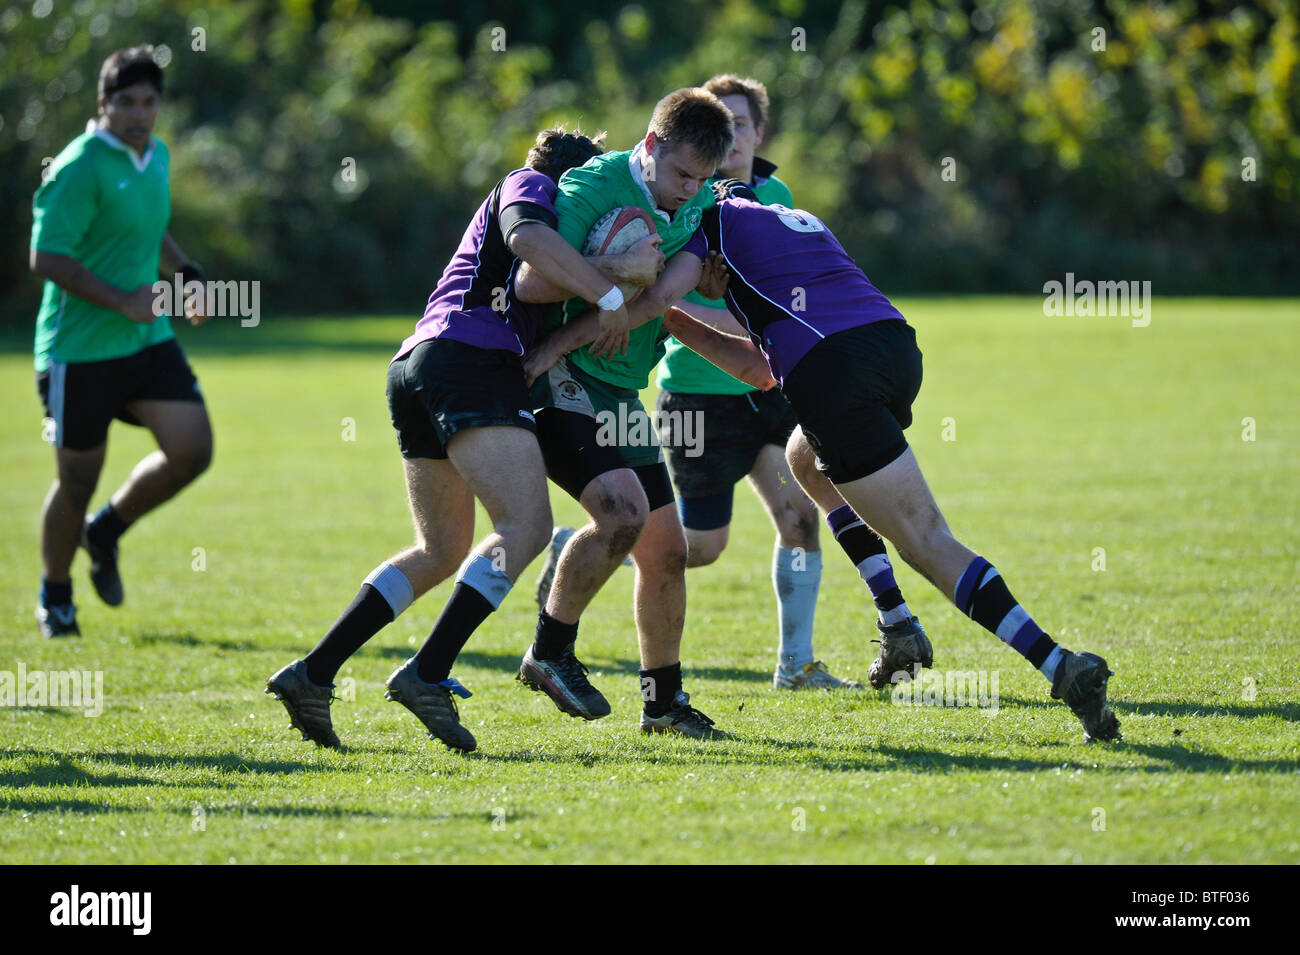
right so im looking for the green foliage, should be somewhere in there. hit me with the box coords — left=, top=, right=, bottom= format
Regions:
left=2, top=0, right=1296, bottom=322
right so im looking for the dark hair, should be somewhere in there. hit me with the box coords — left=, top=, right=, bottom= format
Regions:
left=99, top=46, right=164, bottom=101
left=648, top=88, right=734, bottom=166
left=712, top=178, right=757, bottom=203
left=703, top=74, right=770, bottom=131
left=526, top=125, right=606, bottom=183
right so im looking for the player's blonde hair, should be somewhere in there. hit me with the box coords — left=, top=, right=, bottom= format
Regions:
left=703, top=74, right=770, bottom=130
left=647, top=88, right=734, bottom=165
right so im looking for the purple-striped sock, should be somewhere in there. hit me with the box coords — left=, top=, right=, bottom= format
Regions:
left=954, top=556, right=1062, bottom=679
left=826, top=505, right=911, bottom=625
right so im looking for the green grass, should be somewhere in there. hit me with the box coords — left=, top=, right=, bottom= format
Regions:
left=2, top=298, right=1297, bottom=864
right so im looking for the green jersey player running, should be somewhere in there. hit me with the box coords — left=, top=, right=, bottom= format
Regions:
left=516, top=88, right=748, bottom=738
left=29, top=46, right=214, bottom=639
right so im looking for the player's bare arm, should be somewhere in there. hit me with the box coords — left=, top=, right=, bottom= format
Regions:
left=159, top=231, right=214, bottom=327
left=29, top=249, right=158, bottom=324
left=671, top=300, right=752, bottom=339
left=523, top=247, right=704, bottom=384
left=662, top=305, right=776, bottom=391
left=507, top=222, right=633, bottom=357
left=514, top=232, right=663, bottom=303
left=160, top=231, right=188, bottom=276
left=666, top=249, right=737, bottom=330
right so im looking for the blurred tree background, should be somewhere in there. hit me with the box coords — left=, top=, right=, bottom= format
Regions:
left=1, top=0, right=1296, bottom=323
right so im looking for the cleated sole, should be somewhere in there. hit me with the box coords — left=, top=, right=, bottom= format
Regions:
left=1065, top=658, right=1122, bottom=743
left=639, top=721, right=731, bottom=741
left=867, top=657, right=932, bottom=690
left=384, top=689, right=476, bottom=752
left=265, top=683, right=340, bottom=748
left=516, top=664, right=605, bottom=721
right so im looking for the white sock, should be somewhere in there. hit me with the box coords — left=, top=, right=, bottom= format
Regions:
left=363, top=561, right=415, bottom=617
left=456, top=553, right=514, bottom=609
left=773, top=545, right=821, bottom=672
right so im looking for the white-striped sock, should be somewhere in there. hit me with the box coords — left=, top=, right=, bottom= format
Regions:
left=1039, top=645, right=1067, bottom=683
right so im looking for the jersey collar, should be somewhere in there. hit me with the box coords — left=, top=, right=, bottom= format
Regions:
left=628, top=143, right=672, bottom=224
left=87, top=119, right=158, bottom=173
left=751, top=155, right=778, bottom=188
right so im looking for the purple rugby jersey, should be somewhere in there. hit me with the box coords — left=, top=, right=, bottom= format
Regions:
left=703, top=197, right=904, bottom=384
left=394, top=167, right=559, bottom=361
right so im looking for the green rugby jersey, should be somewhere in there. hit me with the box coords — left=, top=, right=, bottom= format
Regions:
left=30, top=126, right=174, bottom=372
left=551, top=146, right=714, bottom=391
left=657, top=160, right=793, bottom=396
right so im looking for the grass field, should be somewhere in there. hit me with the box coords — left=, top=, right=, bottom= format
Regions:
left=1, top=297, right=1297, bottom=865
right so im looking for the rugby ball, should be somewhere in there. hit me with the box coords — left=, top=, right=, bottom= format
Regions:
left=582, top=205, right=658, bottom=300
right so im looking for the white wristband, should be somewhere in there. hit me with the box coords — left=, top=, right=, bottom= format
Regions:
left=596, top=286, right=624, bottom=311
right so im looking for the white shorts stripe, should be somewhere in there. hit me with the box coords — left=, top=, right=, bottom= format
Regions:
left=49, top=362, right=66, bottom=448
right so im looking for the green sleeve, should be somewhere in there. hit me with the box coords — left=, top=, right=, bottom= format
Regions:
left=554, top=166, right=610, bottom=252
left=31, top=151, right=99, bottom=257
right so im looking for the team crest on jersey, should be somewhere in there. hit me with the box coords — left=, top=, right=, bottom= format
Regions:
left=546, top=360, right=596, bottom=416
left=684, top=207, right=701, bottom=230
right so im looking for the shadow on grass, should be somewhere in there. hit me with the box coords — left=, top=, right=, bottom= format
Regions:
left=470, top=737, right=885, bottom=773
left=403, top=649, right=769, bottom=686
left=135, top=632, right=300, bottom=655
left=997, top=694, right=1300, bottom=722
left=469, top=750, right=601, bottom=767
left=1, top=748, right=323, bottom=791
left=871, top=743, right=1300, bottom=774
left=1115, top=700, right=1300, bottom=722
left=361, top=646, right=774, bottom=685
left=362, top=648, right=524, bottom=669
left=0, top=796, right=491, bottom=822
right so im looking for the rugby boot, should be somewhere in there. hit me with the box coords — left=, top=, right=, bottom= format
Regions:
left=640, top=689, right=732, bottom=740
left=81, top=520, right=124, bottom=607
left=1051, top=650, right=1122, bottom=742
left=517, top=642, right=611, bottom=720
left=867, top=616, right=933, bottom=689
left=36, top=602, right=80, bottom=639
left=385, top=660, right=477, bottom=752
left=774, top=659, right=865, bottom=690
left=266, top=659, right=341, bottom=748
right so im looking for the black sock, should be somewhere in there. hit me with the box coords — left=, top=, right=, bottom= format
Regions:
left=827, top=504, right=885, bottom=565
left=640, top=662, right=682, bottom=717
left=87, top=504, right=130, bottom=548
left=304, top=584, right=394, bottom=686
left=40, top=578, right=72, bottom=607
left=414, top=583, right=495, bottom=684
left=533, top=612, right=578, bottom=660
